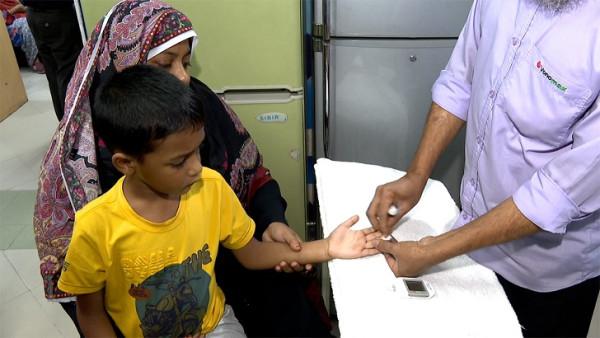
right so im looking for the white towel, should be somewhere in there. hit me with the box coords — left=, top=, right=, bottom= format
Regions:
left=315, top=159, right=522, bottom=338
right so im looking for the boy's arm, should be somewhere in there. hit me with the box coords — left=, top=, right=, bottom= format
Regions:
left=233, top=215, right=380, bottom=269
left=76, top=290, right=117, bottom=338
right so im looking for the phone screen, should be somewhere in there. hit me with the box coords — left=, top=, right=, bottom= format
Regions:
left=405, top=280, right=426, bottom=292
left=403, top=279, right=431, bottom=297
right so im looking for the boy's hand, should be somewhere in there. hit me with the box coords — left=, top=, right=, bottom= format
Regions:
left=327, top=215, right=381, bottom=259
left=262, top=222, right=312, bottom=272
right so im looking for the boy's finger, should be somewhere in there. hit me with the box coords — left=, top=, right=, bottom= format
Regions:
left=361, top=248, right=380, bottom=256
left=341, top=215, right=360, bottom=228
left=365, top=230, right=383, bottom=242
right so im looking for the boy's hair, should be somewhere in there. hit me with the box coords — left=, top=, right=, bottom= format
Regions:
left=93, top=64, right=203, bottom=158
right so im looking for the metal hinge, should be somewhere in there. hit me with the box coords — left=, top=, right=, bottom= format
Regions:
left=313, top=38, right=323, bottom=52
left=313, top=23, right=324, bottom=38
left=312, top=23, right=327, bottom=52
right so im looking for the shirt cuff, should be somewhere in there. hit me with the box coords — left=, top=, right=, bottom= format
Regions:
left=513, top=170, right=580, bottom=234
left=432, top=70, right=471, bottom=121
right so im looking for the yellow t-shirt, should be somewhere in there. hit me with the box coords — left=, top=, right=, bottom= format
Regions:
left=58, top=168, right=255, bottom=337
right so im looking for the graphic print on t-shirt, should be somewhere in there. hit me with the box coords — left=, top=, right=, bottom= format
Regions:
left=129, top=244, right=213, bottom=337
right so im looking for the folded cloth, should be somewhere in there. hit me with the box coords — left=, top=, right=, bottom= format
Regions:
left=315, top=159, right=521, bottom=338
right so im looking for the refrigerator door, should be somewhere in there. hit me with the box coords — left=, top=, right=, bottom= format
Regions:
left=223, top=93, right=307, bottom=238
left=78, top=0, right=304, bottom=93
left=315, top=39, right=465, bottom=202
left=327, top=0, right=473, bottom=38
left=172, top=0, right=304, bottom=93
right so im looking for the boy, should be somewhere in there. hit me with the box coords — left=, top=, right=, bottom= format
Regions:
left=57, top=65, right=380, bottom=338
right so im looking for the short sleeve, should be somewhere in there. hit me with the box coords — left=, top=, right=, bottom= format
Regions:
left=218, top=182, right=256, bottom=250
left=58, top=218, right=107, bottom=295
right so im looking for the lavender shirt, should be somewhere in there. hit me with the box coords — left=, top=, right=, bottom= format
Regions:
left=432, top=0, right=600, bottom=292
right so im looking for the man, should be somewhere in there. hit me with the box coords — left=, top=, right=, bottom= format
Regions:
left=367, top=0, right=600, bottom=337
left=22, top=0, right=82, bottom=120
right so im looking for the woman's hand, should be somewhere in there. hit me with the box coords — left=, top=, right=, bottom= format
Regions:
left=327, top=215, right=381, bottom=259
left=262, top=222, right=311, bottom=272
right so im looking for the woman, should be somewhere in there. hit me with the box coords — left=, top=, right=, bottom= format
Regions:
left=1, top=0, right=44, bottom=73
left=33, top=1, right=331, bottom=337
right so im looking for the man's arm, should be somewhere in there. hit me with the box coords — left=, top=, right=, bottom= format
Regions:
left=368, top=0, right=483, bottom=234
left=76, top=290, right=117, bottom=338
left=233, top=215, right=380, bottom=269
left=377, top=197, right=540, bottom=277
left=367, top=102, right=465, bottom=234
left=406, top=102, right=465, bottom=183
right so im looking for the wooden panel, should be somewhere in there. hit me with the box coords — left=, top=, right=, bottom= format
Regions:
left=0, top=16, right=27, bottom=122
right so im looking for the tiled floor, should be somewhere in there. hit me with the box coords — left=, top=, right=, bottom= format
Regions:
left=0, top=69, right=78, bottom=338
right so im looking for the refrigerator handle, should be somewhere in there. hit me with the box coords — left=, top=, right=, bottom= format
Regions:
left=321, top=0, right=331, bottom=157
left=323, top=41, right=331, bottom=157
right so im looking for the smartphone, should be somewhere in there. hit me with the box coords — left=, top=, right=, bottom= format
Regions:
left=403, top=278, right=434, bottom=298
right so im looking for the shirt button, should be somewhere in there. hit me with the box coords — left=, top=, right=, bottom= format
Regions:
left=476, top=136, right=483, bottom=145
left=512, top=37, right=519, bottom=46
left=470, top=178, right=476, bottom=186
left=462, top=213, right=469, bottom=220
left=488, top=90, right=496, bottom=98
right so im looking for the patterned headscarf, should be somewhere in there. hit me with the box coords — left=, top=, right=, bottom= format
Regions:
left=34, top=0, right=196, bottom=299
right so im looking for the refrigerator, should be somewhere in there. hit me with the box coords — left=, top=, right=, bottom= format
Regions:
left=76, top=0, right=308, bottom=239
left=312, top=0, right=473, bottom=203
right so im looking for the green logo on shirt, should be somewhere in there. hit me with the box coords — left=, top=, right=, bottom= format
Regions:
left=536, top=61, right=567, bottom=92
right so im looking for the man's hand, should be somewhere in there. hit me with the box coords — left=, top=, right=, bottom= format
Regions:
left=262, top=222, right=311, bottom=272
left=366, top=172, right=428, bottom=236
left=376, top=236, right=435, bottom=277
left=327, top=215, right=381, bottom=259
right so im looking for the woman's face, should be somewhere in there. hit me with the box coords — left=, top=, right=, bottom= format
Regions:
left=147, top=40, right=192, bottom=85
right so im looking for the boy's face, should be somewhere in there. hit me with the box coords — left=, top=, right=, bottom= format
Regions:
left=131, top=126, right=205, bottom=197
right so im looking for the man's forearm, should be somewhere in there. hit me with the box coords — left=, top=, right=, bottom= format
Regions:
left=423, top=198, right=540, bottom=266
left=408, top=102, right=465, bottom=182
left=233, top=238, right=329, bottom=270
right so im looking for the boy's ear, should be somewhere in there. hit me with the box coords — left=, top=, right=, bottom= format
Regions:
left=112, top=152, right=137, bottom=175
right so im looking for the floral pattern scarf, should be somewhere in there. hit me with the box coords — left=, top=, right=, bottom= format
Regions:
left=33, top=0, right=196, bottom=299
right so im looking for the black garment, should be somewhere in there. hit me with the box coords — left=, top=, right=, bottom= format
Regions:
left=59, top=302, right=83, bottom=337
left=497, top=273, right=600, bottom=337
left=26, top=3, right=82, bottom=120
left=21, top=0, right=72, bottom=9
left=95, top=77, right=331, bottom=337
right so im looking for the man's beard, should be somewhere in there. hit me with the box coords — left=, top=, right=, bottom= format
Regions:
left=533, top=0, right=584, bottom=13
